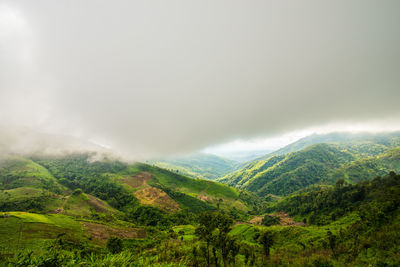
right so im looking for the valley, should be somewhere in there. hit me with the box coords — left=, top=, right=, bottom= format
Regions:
left=0, top=132, right=399, bottom=266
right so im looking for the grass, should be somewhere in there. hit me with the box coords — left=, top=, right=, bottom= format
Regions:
left=0, top=212, right=85, bottom=253
left=173, top=225, right=196, bottom=241
left=63, top=192, right=119, bottom=217
left=63, top=193, right=93, bottom=217
left=0, top=187, right=43, bottom=202
left=0, top=156, right=65, bottom=193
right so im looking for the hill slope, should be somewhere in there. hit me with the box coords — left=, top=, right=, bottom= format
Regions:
left=220, top=143, right=400, bottom=197
left=18, top=154, right=251, bottom=213
left=0, top=156, right=65, bottom=193
left=220, top=144, right=355, bottom=196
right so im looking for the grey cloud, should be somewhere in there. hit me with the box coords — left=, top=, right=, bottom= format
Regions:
left=0, top=0, right=400, bottom=159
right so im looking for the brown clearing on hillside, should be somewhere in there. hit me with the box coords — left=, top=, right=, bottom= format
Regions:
left=249, top=212, right=305, bottom=226
left=121, top=172, right=152, bottom=188
left=81, top=222, right=146, bottom=245
left=270, top=212, right=305, bottom=226
left=249, top=216, right=263, bottom=225
left=122, top=172, right=181, bottom=213
left=197, top=181, right=213, bottom=202
left=134, top=186, right=181, bottom=213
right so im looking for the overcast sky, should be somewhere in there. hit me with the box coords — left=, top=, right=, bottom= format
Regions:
left=1, top=0, right=400, bottom=159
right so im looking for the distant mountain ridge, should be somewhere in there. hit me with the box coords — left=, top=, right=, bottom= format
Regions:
left=148, top=153, right=241, bottom=180
left=219, top=132, right=400, bottom=196
left=256, top=131, right=400, bottom=161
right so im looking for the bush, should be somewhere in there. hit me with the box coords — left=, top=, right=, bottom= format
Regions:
left=261, top=215, right=280, bottom=226
left=106, top=237, right=124, bottom=254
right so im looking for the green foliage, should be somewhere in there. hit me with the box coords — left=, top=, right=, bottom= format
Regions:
left=258, top=230, right=275, bottom=257
left=72, top=188, right=83, bottom=196
left=269, top=172, right=400, bottom=226
left=106, top=237, right=123, bottom=254
left=261, top=214, right=280, bottom=226
left=221, top=141, right=400, bottom=197
left=0, top=187, right=61, bottom=212
left=221, top=144, right=355, bottom=196
left=32, top=154, right=138, bottom=210
left=0, top=156, right=64, bottom=193
left=2, top=148, right=400, bottom=266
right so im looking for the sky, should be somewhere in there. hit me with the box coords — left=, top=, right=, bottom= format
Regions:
left=0, top=0, right=400, bottom=160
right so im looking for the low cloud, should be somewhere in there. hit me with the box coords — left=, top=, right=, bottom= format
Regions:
left=1, top=1, right=400, bottom=159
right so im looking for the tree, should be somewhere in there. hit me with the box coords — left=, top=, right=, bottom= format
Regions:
left=327, top=230, right=337, bottom=258
left=261, top=214, right=280, bottom=226
left=335, top=179, right=345, bottom=189
left=214, top=212, right=234, bottom=267
left=195, top=212, right=217, bottom=267
left=106, top=236, right=123, bottom=254
left=258, top=231, right=274, bottom=258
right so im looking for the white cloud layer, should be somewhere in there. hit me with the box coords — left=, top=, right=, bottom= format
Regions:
left=0, top=1, right=400, bottom=159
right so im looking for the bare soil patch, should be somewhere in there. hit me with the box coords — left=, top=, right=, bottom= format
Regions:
left=134, top=185, right=180, bottom=213
left=249, top=216, right=263, bottom=225
left=81, top=222, right=146, bottom=245
left=249, top=212, right=305, bottom=226
left=270, top=212, right=305, bottom=226
left=121, top=172, right=153, bottom=188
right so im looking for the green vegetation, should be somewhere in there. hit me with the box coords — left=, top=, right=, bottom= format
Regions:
left=220, top=142, right=400, bottom=197
left=0, top=156, right=65, bottom=193
left=1, top=148, right=400, bottom=266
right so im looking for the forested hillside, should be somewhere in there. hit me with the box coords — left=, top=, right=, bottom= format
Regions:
left=1, top=139, right=400, bottom=266
left=1, top=153, right=399, bottom=266
left=220, top=140, right=400, bottom=196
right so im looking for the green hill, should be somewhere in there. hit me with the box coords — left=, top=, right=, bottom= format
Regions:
left=62, top=190, right=119, bottom=217
left=220, top=144, right=355, bottom=196
left=220, top=143, right=400, bottom=197
left=148, top=153, right=240, bottom=180
left=327, top=147, right=400, bottom=183
left=1, top=151, right=399, bottom=266
left=3, top=153, right=251, bottom=214
left=0, top=156, right=65, bottom=193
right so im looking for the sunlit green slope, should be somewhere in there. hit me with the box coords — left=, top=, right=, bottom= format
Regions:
left=220, top=143, right=400, bottom=196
